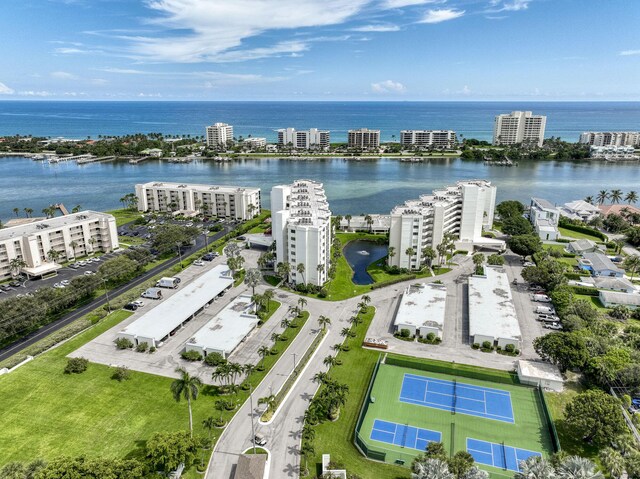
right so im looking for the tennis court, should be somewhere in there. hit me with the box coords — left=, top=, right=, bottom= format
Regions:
left=467, top=438, right=541, bottom=472
left=370, top=419, right=441, bottom=452
left=399, top=373, right=515, bottom=423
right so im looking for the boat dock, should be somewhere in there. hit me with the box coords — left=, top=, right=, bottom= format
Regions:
left=77, top=156, right=116, bottom=165
left=128, top=156, right=154, bottom=165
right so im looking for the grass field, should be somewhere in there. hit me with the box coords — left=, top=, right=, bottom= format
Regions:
left=357, top=362, right=554, bottom=478
left=106, top=208, right=142, bottom=227
left=574, top=293, right=609, bottom=311
left=558, top=227, right=603, bottom=242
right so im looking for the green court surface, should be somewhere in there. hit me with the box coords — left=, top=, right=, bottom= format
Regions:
left=356, top=360, right=555, bottom=477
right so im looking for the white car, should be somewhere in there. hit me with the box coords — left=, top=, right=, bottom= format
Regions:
left=60, top=280, right=70, bottom=286
left=78, top=260, right=88, bottom=266
left=193, top=259, right=205, bottom=266
left=91, top=257, right=101, bottom=263
left=131, top=300, right=145, bottom=308
left=543, top=322, right=563, bottom=330
left=84, top=271, right=96, bottom=276
left=53, top=283, right=66, bottom=289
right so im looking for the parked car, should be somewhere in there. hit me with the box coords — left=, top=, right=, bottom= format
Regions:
left=53, top=283, right=65, bottom=289
left=0, top=285, right=12, bottom=292
left=131, top=300, right=145, bottom=308
left=535, top=305, right=555, bottom=315
left=532, top=294, right=552, bottom=303
left=543, top=322, right=563, bottom=330
left=631, top=398, right=640, bottom=407
left=9, top=281, right=21, bottom=288
left=60, top=280, right=70, bottom=286
left=254, top=434, right=267, bottom=446
left=84, top=271, right=96, bottom=276
left=69, top=263, right=80, bottom=269
left=193, top=259, right=205, bottom=266
left=538, top=314, right=560, bottom=322
left=123, top=303, right=138, bottom=311
left=523, top=262, right=535, bottom=267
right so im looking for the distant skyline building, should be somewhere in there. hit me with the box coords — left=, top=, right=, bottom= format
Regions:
left=271, top=179, right=332, bottom=286
left=206, top=122, right=234, bottom=147
left=277, top=128, right=330, bottom=150
left=579, top=131, right=640, bottom=147
left=400, top=130, right=457, bottom=148
left=135, top=181, right=261, bottom=220
left=388, top=180, right=502, bottom=270
left=493, top=111, right=546, bottom=147
left=348, top=128, right=380, bottom=149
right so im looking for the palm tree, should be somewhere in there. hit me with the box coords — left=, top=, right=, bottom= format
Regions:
left=258, top=394, right=277, bottom=413
left=297, top=297, right=307, bottom=311
left=387, top=246, right=396, bottom=265
left=610, top=189, right=623, bottom=204
left=46, top=249, right=62, bottom=263
left=313, top=371, right=328, bottom=384
left=202, top=416, right=216, bottom=445
left=412, top=458, right=454, bottom=479
left=317, top=315, right=331, bottom=331
left=276, top=261, right=291, bottom=282
left=625, top=190, right=638, bottom=205
left=364, top=214, right=373, bottom=232
left=170, top=367, right=202, bottom=436
left=280, top=318, right=292, bottom=329
left=599, top=448, right=624, bottom=479
left=69, top=240, right=78, bottom=258
left=13, top=207, right=19, bottom=217
left=332, top=343, right=344, bottom=352
left=556, top=456, right=603, bottom=479
left=243, top=268, right=261, bottom=296
left=584, top=196, right=595, bottom=205
left=25, top=207, right=34, bottom=218
left=71, top=204, right=82, bottom=213
left=263, top=289, right=274, bottom=312
left=462, top=467, right=489, bottom=479
left=296, top=263, right=306, bottom=284
left=405, top=247, right=416, bottom=270
left=257, top=345, right=270, bottom=369
left=341, top=327, right=356, bottom=338
left=345, top=214, right=352, bottom=231
left=334, top=214, right=343, bottom=231
left=8, top=258, right=26, bottom=277
left=323, top=355, right=338, bottom=368
left=515, top=456, right=556, bottom=479
left=271, top=332, right=282, bottom=343
left=624, top=255, right=640, bottom=281
left=596, top=190, right=609, bottom=205
left=422, top=246, right=436, bottom=267
left=436, top=243, right=448, bottom=266
left=361, top=294, right=371, bottom=305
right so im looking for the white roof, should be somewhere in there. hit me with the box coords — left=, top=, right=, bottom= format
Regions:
left=564, top=200, right=600, bottom=214
left=186, top=294, right=258, bottom=354
left=137, top=181, right=260, bottom=195
left=120, top=265, right=233, bottom=342
left=0, top=210, right=113, bottom=241
left=600, top=290, right=640, bottom=307
left=394, top=283, right=447, bottom=331
left=468, top=266, right=521, bottom=342
left=518, top=360, right=563, bottom=382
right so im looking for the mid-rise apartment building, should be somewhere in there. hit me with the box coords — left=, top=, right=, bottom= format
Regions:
left=135, top=182, right=261, bottom=220
left=0, top=211, right=118, bottom=280
left=493, top=111, right=546, bottom=147
left=400, top=130, right=457, bottom=148
left=277, top=128, right=330, bottom=150
left=529, top=197, right=560, bottom=241
left=348, top=129, right=380, bottom=149
left=579, top=131, right=640, bottom=147
left=388, top=180, right=500, bottom=270
left=205, top=123, right=234, bottom=147
left=242, top=137, right=267, bottom=149
left=271, top=180, right=332, bottom=286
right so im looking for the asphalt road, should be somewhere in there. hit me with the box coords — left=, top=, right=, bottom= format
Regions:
left=0, top=226, right=232, bottom=363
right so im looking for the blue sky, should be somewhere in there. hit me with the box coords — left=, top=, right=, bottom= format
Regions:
left=0, top=0, right=639, bottom=101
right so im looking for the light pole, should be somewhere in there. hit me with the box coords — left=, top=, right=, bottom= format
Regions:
left=176, top=242, right=183, bottom=269
left=292, top=353, right=297, bottom=375
left=249, top=384, right=256, bottom=454
left=102, top=277, right=111, bottom=314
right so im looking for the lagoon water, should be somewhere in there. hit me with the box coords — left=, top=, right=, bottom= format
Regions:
left=1, top=155, right=639, bottom=222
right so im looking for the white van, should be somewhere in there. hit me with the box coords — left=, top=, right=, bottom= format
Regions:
left=535, top=305, right=555, bottom=314
left=156, top=277, right=180, bottom=289
left=532, top=294, right=551, bottom=303
left=141, top=287, right=163, bottom=300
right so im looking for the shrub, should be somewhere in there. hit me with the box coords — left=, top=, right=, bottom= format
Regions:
left=318, top=288, right=328, bottom=298
left=204, top=352, right=226, bottom=367
left=112, top=366, right=131, bottom=381
left=64, top=357, right=88, bottom=374
left=426, top=332, right=436, bottom=341
left=270, top=347, right=279, bottom=355
left=115, top=337, right=134, bottom=350
left=505, top=344, right=515, bottom=353
left=472, top=343, right=480, bottom=350
left=400, top=328, right=411, bottom=338
left=181, top=350, right=203, bottom=362
left=149, top=346, right=157, bottom=353
left=482, top=341, right=492, bottom=350
left=136, top=342, right=149, bottom=353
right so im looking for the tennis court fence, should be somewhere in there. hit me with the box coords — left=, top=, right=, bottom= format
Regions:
left=537, top=385, right=561, bottom=452
left=354, top=353, right=386, bottom=462
left=385, top=355, right=520, bottom=385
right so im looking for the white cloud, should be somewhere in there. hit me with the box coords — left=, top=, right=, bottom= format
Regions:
left=99, top=67, right=148, bottom=74
left=619, top=49, right=640, bottom=56
left=90, top=78, right=109, bottom=85
left=124, top=0, right=370, bottom=63
left=488, top=0, right=530, bottom=12
left=19, top=91, right=52, bottom=97
left=371, top=80, right=406, bottom=93
left=419, top=8, right=465, bottom=23
left=383, top=0, right=442, bottom=8
left=351, top=24, right=400, bottom=32
left=0, top=82, right=14, bottom=95
left=51, top=71, right=78, bottom=79
left=459, top=85, right=471, bottom=95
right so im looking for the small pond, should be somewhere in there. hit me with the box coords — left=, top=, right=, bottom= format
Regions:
left=343, top=240, right=389, bottom=285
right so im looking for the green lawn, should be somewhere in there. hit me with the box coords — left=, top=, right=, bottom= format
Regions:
left=558, top=227, right=602, bottom=242
left=105, top=208, right=143, bottom=227
left=257, top=300, right=281, bottom=325
left=573, top=294, right=609, bottom=311
left=305, top=307, right=409, bottom=479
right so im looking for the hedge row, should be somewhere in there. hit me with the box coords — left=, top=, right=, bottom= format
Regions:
left=558, top=219, right=607, bottom=241
left=570, top=285, right=600, bottom=296
left=370, top=274, right=417, bottom=290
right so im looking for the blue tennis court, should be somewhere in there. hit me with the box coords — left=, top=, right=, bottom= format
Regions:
left=399, top=373, right=515, bottom=423
left=467, top=438, right=541, bottom=472
left=370, top=419, right=441, bottom=452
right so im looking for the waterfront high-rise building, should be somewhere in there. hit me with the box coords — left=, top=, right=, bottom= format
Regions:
left=388, top=180, right=501, bottom=270
left=276, top=128, right=330, bottom=150
left=135, top=182, right=261, bottom=220
left=0, top=212, right=119, bottom=280
left=348, top=128, right=380, bottom=149
left=400, top=130, right=457, bottom=148
left=271, top=180, right=331, bottom=286
left=579, top=131, right=640, bottom=147
left=493, top=111, right=546, bottom=147
left=206, top=123, right=234, bottom=147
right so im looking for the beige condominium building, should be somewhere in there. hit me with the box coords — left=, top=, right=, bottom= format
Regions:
left=348, top=128, right=380, bottom=149
left=135, top=182, right=261, bottom=220
left=389, top=180, right=503, bottom=270
left=0, top=211, right=118, bottom=280
left=277, top=128, right=330, bottom=150
left=493, top=111, right=546, bottom=147
left=400, top=130, right=457, bottom=148
left=579, top=131, right=640, bottom=147
left=271, top=180, right=332, bottom=287
left=205, top=122, right=234, bottom=147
